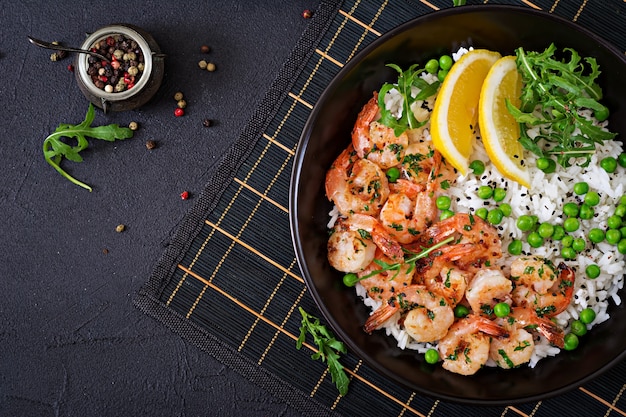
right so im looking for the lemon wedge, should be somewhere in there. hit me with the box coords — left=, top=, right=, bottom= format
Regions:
left=431, top=49, right=501, bottom=175
left=479, top=55, right=531, bottom=188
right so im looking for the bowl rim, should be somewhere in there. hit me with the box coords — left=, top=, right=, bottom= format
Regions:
left=289, top=3, right=626, bottom=405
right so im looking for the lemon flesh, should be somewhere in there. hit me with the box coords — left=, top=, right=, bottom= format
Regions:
left=431, top=49, right=501, bottom=175
left=479, top=55, right=531, bottom=188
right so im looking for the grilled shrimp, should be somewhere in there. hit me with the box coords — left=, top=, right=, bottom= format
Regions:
left=510, top=257, right=575, bottom=318
left=465, top=268, right=513, bottom=315
left=327, top=213, right=403, bottom=273
left=358, top=249, right=414, bottom=302
left=379, top=179, right=438, bottom=244
left=364, top=285, right=454, bottom=343
left=325, top=144, right=389, bottom=217
left=352, top=92, right=409, bottom=170
left=422, top=213, right=503, bottom=269
left=438, top=314, right=509, bottom=376
left=489, top=320, right=535, bottom=369
left=509, top=307, right=565, bottom=348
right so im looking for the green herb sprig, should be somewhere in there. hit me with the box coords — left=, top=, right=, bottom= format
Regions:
left=296, top=307, right=350, bottom=396
left=506, top=43, right=617, bottom=168
left=378, top=64, right=440, bottom=137
left=43, top=104, right=134, bottom=191
left=343, top=235, right=455, bottom=287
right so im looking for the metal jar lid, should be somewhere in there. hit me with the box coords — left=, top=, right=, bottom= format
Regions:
left=75, top=24, right=165, bottom=113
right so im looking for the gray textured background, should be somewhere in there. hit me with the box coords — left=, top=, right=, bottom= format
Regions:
left=0, top=1, right=319, bottom=415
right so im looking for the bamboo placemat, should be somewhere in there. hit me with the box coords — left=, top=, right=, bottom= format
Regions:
left=135, top=0, right=626, bottom=415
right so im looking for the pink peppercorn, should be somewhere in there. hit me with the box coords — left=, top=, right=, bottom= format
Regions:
left=302, top=9, right=313, bottom=18
left=180, top=191, right=189, bottom=200
left=174, top=108, right=185, bottom=117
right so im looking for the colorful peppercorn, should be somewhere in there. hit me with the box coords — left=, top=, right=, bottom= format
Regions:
left=302, top=9, right=313, bottom=18
left=200, top=45, right=210, bottom=54
left=145, top=140, right=156, bottom=150
left=174, top=92, right=184, bottom=101
left=180, top=191, right=190, bottom=200
left=128, top=121, right=139, bottom=130
left=206, top=62, right=216, bottom=72
left=174, top=108, right=185, bottom=117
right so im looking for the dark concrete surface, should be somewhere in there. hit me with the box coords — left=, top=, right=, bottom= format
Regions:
left=0, top=1, right=320, bottom=415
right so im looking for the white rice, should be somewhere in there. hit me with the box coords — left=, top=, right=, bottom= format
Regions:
left=335, top=52, right=625, bottom=369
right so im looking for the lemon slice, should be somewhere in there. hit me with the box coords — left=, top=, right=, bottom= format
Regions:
left=431, top=49, right=501, bottom=175
left=479, top=55, right=531, bottom=188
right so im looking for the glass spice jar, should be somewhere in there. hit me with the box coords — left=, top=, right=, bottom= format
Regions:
left=75, top=24, right=165, bottom=113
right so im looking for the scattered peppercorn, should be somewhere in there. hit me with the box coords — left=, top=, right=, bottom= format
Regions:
left=67, top=64, right=74, bottom=72
left=174, top=108, right=185, bottom=117
left=174, top=92, right=184, bottom=101
left=180, top=191, right=190, bottom=200
left=177, top=100, right=187, bottom=109
left=50, top=52, right=59, bottom=62
left=202, top=118, right=212, bottom=127
left=302, top=9, right=313, bottom=18
left=198, top=60, right=208, bottom=70
left=102, top=248, right=109, bottom=255
left=115, top=224, right=126, bottom=233
left=128, top=121, right=139, bottom=130
left=145, top=140, right=157, bottom=150
left=200, top=45, right=210, bottom=54
left=206, top=62, right=216, bottom=72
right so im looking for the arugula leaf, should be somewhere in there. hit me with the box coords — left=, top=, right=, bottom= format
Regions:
left=42, top=104, right=134, bottom=191
left=377, top=64, right=440, bottom=137
left=296, top=307, right=350, bottom=396
left=508, top=43, right=617, bottom=168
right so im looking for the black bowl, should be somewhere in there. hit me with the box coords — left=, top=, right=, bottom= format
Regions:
left=290, top=5, right=626, bottom=405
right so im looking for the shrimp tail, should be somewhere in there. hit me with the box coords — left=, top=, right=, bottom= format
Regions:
left=364, top=304, right=397, bottom=334
left=536, top=319, right=565, bottom=348
left=474, top=315, right=510, bottom=338
left=552, top=262, right=575, bottom=316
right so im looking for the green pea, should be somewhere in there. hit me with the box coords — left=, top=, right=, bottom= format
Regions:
left=516, top=214, right=535, bottom=232
left=343, top=273, right=359, bottom=287
left=579, top=203, right=594, bottom=220
left=620, top=227, right=626, bottom=238
left=475, top=207, right=488, bottom=220
left=561, top=247, right=576, bottom=260
left=588, top=228, right=605, bottom=244
left=493, top=302, right=511, bottom=318
left=487, top=208, right=504, bottom=225
left=594, top=106, right=610, bottom=122
left=537, top=157, right=556, bottom=173
left=584, top=191, right=600, bottom=206
left=552, top=225, right=566, bottom=241
left=563, top=333, right=579, bottom=351
left=537, top=223, right=554, bottom=238
left=621, top=195, right=626, bottom=206
left=579, top=307, right=596, bottom=324
left=454, top=304, right=469, bottom=318
left=570, top=320, right=587, bottom=337
left=493, top=188, right=507, bottom=202
left=573, top=182, right=589, bottom=195
left=477, top=185, right=494, bottom=199
left=606, top=229, right=621, bottom=245
left=618, top=239, right=626, bottom=254
left=562, top=202, right=579, bottom=218
left=439, top=54, right=453, bottom=70
left=563, top=217, right=580, bottom=232
left=561, top=235, right=574, bottom=247
left=600, top=156, right=618, bottom=174
left=499, top=203, right=512, bottom=217
left=585, top=264, right=601, bottom=279
left=469, top=160, right=485, bottom=175
left=527, top=231, right=543, bottom=248
left=607, top=215, right=622, bottom=230
left=437, top=69, right=448, bottom=82
left=425, top=58, right=439, bottom=75
left=425, top=348, right=439, bottom=364
left=615, top=204, right=626, bottom=218
left=436, top=195, right=452, bottom=210
left=572, top=238, right=586, bottom=253
left=440, top=209, right=455, bottom=221
left=618, top=153, right=626, bottom=168
left=508, top=239, right=523, bottom=255
left=386, top=167, right=400, bottom=183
